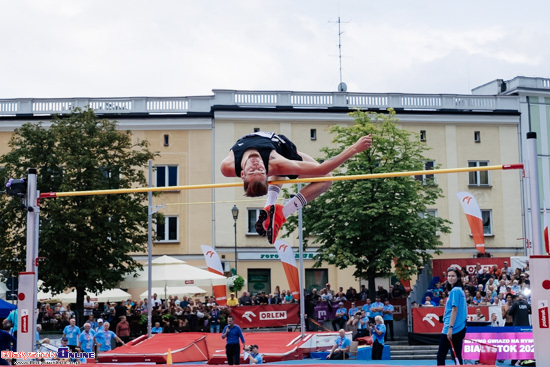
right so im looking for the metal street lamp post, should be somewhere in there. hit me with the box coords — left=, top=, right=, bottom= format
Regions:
left=231, top=205, right=239, bottom=274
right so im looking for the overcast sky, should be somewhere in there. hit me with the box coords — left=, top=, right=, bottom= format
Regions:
left=1, top=0, right=548, bottom=99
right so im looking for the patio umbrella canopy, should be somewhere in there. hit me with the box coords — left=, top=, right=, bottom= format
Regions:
left=121, top=255, right=227, bottom=290
left=56, top=288, right=132, bottom=304
left=138, top=286, right=207, bottom=299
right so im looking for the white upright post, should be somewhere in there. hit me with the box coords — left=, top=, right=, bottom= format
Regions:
left=147, top=161, right=153, bottom=338
left=19, top=168, right=38, bottom=353
left=298, top=183, right=306, bottom=338
left=527, top=132, right=543, bottom=255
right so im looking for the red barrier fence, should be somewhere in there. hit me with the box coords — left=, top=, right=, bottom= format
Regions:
left=231, top=304, right=300, bottom=328
left=432, top=258, right=510, bottom=278
left=412, top=306, right=490, bottom=334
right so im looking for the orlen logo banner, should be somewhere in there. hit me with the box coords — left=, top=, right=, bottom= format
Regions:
left=231, top=304, right=299, bottom=327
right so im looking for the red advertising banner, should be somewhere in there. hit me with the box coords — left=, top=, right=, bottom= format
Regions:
left=412, top=306, right=489, bottom=334
left=231, top=304, right=299, bottom=328
left=432, top=258, right=510, bottom=279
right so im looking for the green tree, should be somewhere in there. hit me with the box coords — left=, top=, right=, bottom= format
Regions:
left=0, top=108, right=154, bottom=315
left=284, top=109, right=451, bottom=299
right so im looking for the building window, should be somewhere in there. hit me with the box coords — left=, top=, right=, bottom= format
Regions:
left=156, top=216, right=178, bottom=242
left=468, top=161, right=490, bottom=186
left=164, top=134, right=169, bottom=146
left=254, top=127, right=260, bottom=132
left=310, top=129, right=317, bottom=140
left=248, top=269, right=271, bottom=296
left=474, top=131, right=481, bottom=143
left=156, top=165, right=178, bottom=187
left=415, top=161, right=435, bottom=185
left=419, top=209, right=439, bottom=236
left=481, top=210, right=492, bottom=235
left=247, top=208, right=261, bottom=235
left=305, top=269, right=328, bottom=293
left=420, top=130, right=427, bottom=142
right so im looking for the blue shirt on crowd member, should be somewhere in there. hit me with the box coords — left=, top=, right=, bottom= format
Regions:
left=78, top=330, right=95, bottom=353
left=348, top=305, right=359, bottom=318
left=63, top=324, right=81, bottom=346
left=442, top=287, right=467, bottom=335
left=0, top=330, right=16, bottom=352
left=358, top=315, right=369, bottom=330
left=222, top=323, right=245, bottom=345
left=383, top=303, right=394, bottom=321
left=335, top=306, right=348, bottom=320
left=335, top=334, right=351, bottom=349
left=371, top=299, right=384, bottom=318
left=95, top=329, right=117, bottom=352
left=372, top=324, right=386, bottom=344
left=362, top=302, right=372, bottom=318
left=249, top=349, right=263, bottom=364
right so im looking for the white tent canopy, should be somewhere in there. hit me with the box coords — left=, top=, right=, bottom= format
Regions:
left=121, top=255, right=227, bottom=290
left=55, top=288, right=132, bottom=304
left=138, top=286, right=207, bottom=300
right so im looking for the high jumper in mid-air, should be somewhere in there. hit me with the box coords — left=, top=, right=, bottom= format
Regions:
left=221, top=131, right=372, bottom=244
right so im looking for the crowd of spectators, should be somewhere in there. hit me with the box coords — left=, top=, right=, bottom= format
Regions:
left=415, top=261, right=532, bottom=327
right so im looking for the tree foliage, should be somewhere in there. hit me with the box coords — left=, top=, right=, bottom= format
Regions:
left=284, top=110, right=451, bottom=294
left=0, top=108, right=154, bottom=311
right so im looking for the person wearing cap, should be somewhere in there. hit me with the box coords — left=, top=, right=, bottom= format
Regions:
left=93, top=318, right=103, bottom=334
left=62, top=318, right=81, bottom=352
left=247, top=344, right=262, bottom=364
left=332, top=302, right=347, bottom=331
left=94, top=321, right=125, bottom=352
left=227, top=293, right=239, bottom=307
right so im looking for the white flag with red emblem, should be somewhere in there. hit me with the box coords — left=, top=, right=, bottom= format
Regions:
left=201, top=245, right=227, bottom=306
left=274, top=240, right=300, bottom=300
left=457, top=191, right=485, bottom=254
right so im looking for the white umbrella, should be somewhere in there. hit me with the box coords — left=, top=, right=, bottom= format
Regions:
left=0, top=283, right=8, bottom=300
left=138, top=286, right=207, bottom=299
left=121, top=255, right=227, bottom=289
left=55, top=288, right=132, bottom=304
left=36, top=281, right=63, bottom=303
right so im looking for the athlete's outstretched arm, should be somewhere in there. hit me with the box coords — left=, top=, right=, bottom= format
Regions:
left=270, top=135, right=371, bottom=177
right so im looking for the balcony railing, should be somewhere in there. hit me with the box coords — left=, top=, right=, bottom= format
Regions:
left=0, top=90, right=520, bottom=117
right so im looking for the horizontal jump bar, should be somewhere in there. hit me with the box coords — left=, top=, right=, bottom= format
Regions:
left=39, top=164, right=523, bottom=199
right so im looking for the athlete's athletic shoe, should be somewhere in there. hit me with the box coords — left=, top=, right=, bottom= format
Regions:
left=255, top=209, right=268, bottom=237
left=266, top=204, right=286, bottom=244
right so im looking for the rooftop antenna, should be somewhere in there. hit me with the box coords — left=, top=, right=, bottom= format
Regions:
left=330, top=14, right=348, bottom=92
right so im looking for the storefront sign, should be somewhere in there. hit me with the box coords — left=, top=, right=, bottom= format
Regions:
left=231, top=304, right=299, bottom=327
left=238, top=252, right=317, bottom=260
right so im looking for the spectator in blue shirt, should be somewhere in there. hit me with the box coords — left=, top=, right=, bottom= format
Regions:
left=151, top=321, right=163, bottom=334
left=371, top=316, right=386, bottom=360
left=346, top=302, right=359, bottom=330
left=362, top=298, right=373, bottom=322
left=94, top=322, right=124, bottom=352
left=62, top=318, right=81, bottom=352
left=382, top=300, right=395, bottom=342
left=332, top=302, right=347, bottom=331
left=371, top=296, right=384, bottom=319
left=210, top=305, right=221, bottom=333
left=248, top=344, right=262, bottom=364
left=327, top=329, right=350, bottom=360
left=77, top=323, right=95, bottom=354
left=436, top=267, right=467, bottom=365
left=222, top=316, right=245, bottom=365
